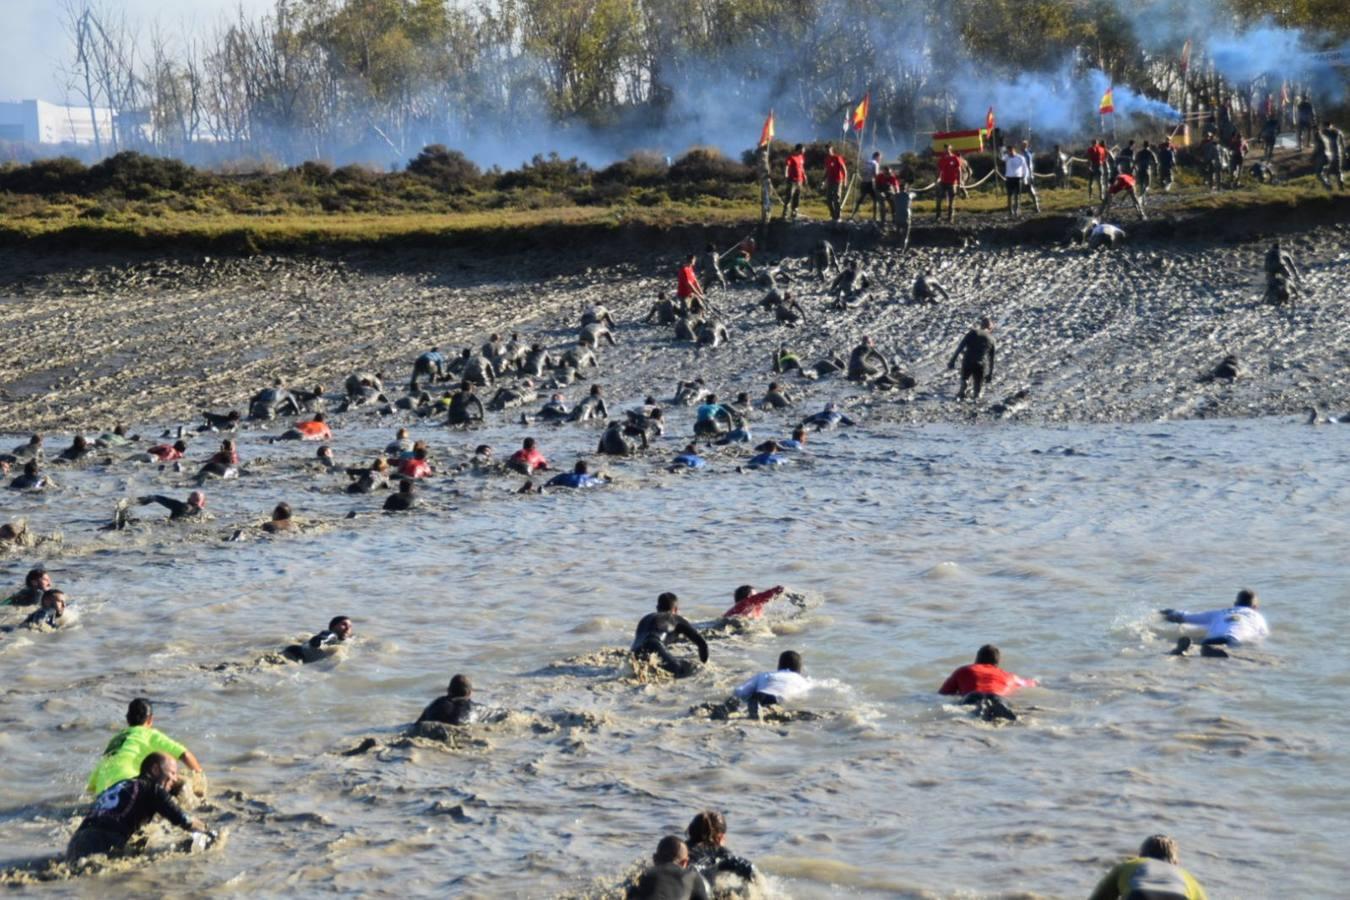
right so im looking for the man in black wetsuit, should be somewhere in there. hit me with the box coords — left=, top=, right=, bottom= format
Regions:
left=198, top=410, right=240, bottom=432
left=137, top=491, right=206, bottom=521
left=3, top=567, right=51, bottom=607
left=446, top=382, right=486, bottom=426
left=630, top=593, right=709, bottom=678
left=847, top=337, right=888, bottom=382
left=283, top=616, right=353, bottom=663
left=569, top=384, right=609, bottom=423
left=911, top=273, right=950, bottom=305
left=66, top=752, right=209, bottom=861
left=384, top=479, right=417, bottom=511
left=629, top=835, right=709, bottom=900
left=417, top=674, right=478, bottom=725
left=947, top=317, right=996, bottom=401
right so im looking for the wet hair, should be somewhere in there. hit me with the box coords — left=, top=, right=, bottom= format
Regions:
left=657, top=592, right=678, bottom=612
left=523, top=437, right=536, bottom=450
left=396, top=427, right=408, bottom=439
left=127, top=697, right=154, bottom=726
left=413, top=444, right=428, bottom=460
left=778, top=650, right=802, bottom=672
left=687, top=810, right=727, bottom=847
left=329, top=615, right=351, bottom=631
left=449, top=674, right=472, bottom=698
left=683, top=444, right=697, bottom=454
left=71, top=435, right=88, bottom=450
left=768, top=382, right=779, bottom=391
left=734, top=585, right=753, bottom=602
left=475, top=445, right=492, bottom=455
left=272, top=502, right=292, bottom=520
left=589, top=384, right=602, bottom=396
left=23, top=460, right=38, bottom=476
left=980, top=316, right=993, bottom=329
left=25, top=567, right=46, bottom=587
left=976, top=644, right=1001, bottom=666
left=705, top=393, right=717, bottom=404
left=460, top=380, right=472, bottom=391
left=653, top=835, right=687, bottom=866
left=314, top=412, right=326, bottom=423
left=398, top=479, right=414, bottom=493
left=173, top=440, right=188, bottom=452
left=1236, top=588, right=1258, bottom=608
left=42, top=589, right=66, bottom=610
left=792, top=426, right=806, bottom=441
left=825, top=144, right=834, bottom=153
left=373, top=457, right=389, bottom=472
left=222, top=438, right=235, bottom=450
left=573, top=460, right=589, bottom=474
left=1139, top=834, right=1180, bottom=865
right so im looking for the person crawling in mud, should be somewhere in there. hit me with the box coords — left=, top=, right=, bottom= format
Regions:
left=938, top=644, right=1037, bottom=722
left=631, top=592, right=709, bottom=678
left=248, top=381, right=299, bottom=420
left=137, top=491, right=207, bottom=521
left=569, top=384, right=610, bottom=422
left=197, top=410, right=240, bottom=433
left=445, top=381, right=486, bottom=426
left=948, top=317, right=996, bottom=402
left=847, top=336, right=889, bottom=381
left=911, top=273, right=951, bottom=304
left=802, top=402, right=856, bottom=430
left=283, top=615, right=353, bottom=663
left=629, top=835, right=709, bottom=900
left=732, top=650, right=812, bottom=720
left=416, top=673, right=480, bottom=726
left=67, top=752, right=211, bottom=862
left=643, top=291, right=681, bottom=326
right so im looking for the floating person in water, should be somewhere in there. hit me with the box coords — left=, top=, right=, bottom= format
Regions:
left=947, top=316, right=996, bottom=402
left=283, top=615, right=353, bottom=663
left=801, top=402, right=856, bottom=431
left=277, top=412, right=332, bottom=442
left=722, top=584, right=785, bottom=621
left=507, top=437, right=551, bottom=475
left=137, top=491, right=207, bottom=521
left=938, top=644, right=1038, bottom=722
left=733, top=650, right=812, bottom=720
left=67, top=752, right=212, bottom=862
left=347, top=458, right=392, bottom=494
left=545, top=460, right=606, bottom=490
left=3, top=567, right=51, bottom=607
left=686, top=810, right=757, bottom=890
left=1161, top=588, right=1269, bottom=658
left=1088, top=834, right=1208, bottom=900
left=87, top=698, right=205, bottom=796
left=195, top=439, right=239, bottom=484
left=262, top=502, right=296, bottom=533
left=629, top=835, right=709, bottom=900
left=10, top=459, right=53, bottom=491
left=745, top=441, right=786, bottom=469
left=383, top=479, right=418, bottom=511
left=631, top=592, right=709, bottom=679
left=669, top=444, right=707, bottom=471
left=198, top=410, right=240, bottom=432
left=417, top=673, right=480, bottom=725
left=1, top=589, right=67, bottom=634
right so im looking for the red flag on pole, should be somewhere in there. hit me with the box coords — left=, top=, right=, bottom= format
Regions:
left=758, top=111, right=774, bottom=147
left=851, top=93, right=869, bottom=133
left=985, top=106, right=995, bottom=133
left=1098, top=87, right=1115, bottom=115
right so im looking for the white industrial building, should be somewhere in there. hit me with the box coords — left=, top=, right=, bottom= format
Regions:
left=0, top=99, right=116, bottom=145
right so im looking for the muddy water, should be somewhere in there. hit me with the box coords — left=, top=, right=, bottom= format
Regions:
left=1, top=414, right=1346, bottom=898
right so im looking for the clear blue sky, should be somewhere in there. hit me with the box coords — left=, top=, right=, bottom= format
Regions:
left=2, top=1, right=275, bottom=103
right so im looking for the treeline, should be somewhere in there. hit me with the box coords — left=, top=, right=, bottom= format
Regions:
left=50, top=0, right=1350, bottom=167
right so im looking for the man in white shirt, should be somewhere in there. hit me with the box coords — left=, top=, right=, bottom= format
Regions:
left=734, top=650, right=812, bottom=719
left=1089, top=221, right=1126, bottom=249
left=1019, top=140, right=1042, bottom=213
left=1161, top=588, right=1270, bottom=657
left=851, top=151, right=883, bottom=221
left=1003, top=147, right=1028, bottom=216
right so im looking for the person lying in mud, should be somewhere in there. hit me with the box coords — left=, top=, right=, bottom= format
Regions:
left=11, top=433, right=44, bottom=460
left=669, top=444, right=707, bottom=470
left=292, top=385, right=325, bottom=414
left=1089, top=834, right=1208, bottom=900
left=569, top=384, right=609, bottom=422
left=1162, top=588, right=1269, bottom=658
left=535, top=392, right=570, bottom=422
left=383, top=479, right=418, bottom=511
left=829, top=260, right=871, bottom=308
left=56, top=435, right=93, bottom=463
left=801, top=402, right=856, bottom=431
left=580, top=321, right=617, bottom=348
left=772, top=426, right=809, bottom=452
left=88, top=698, right=205, bottom=797
left=911, top=273, right=951, bottom=304
left=725, top=248, right=756, bottom=283
left=488, top=380, right=537, bottom=412
left=625, top=406, right=665, bottom=441
left=282, top=615, right=353, bottom=662
left=343, top=373, right=387, bottom=409
left=630, top=835, right=709, bottom=900
left=69, top=753, right=213, bottom=863
left=938, top=644, right=1038, bottom=722
left=261, top=503, right=296, bottom=534
left=948, top=317, right=996, bottom=402
left=137, top=492, right=207, bottom=521
left=3, top=567, right=52, bottom=607
left=8, top=459, right=52, bottom=491
left=745, top=441, right=786, bottom=468
left=673, top=378, right=708, bottom=406
left=397, top=443, right=434, bottom=479
left=687, top=810, right=757, bottom=889
left=696, top=319, right=730, bottom=347
left=1088, top=221, right=1126, bottom=250
left=445, top=382, right=486, bottom=426
left=416, top=673, right=480, bottom=726
left=197, top=410, right=240, bottom=433
left=672, top=315, right=701, bottom=343
left=730, top=650, right=812, bottom=720
left=631, top=592, right=709, bottom=678
left=1, top=589, right=67, bottom=633
left=644, top=291, right=681, bottom=326
left=147, top=439, right=188, bottom=463
left=315, top=446, right=336, bottom=470
left=847, top=336, right=889, bottom=381
left=544, top=460, right=606, bottom=490
left=761, top=382, right=794, bottom=410
left=195, top=439, right=240, bottom=484
left=276, top=412, right=331, bottom=442
left=249, top=382, right=300, bottom=420
left=345, top=457, right=391, bottom=495
left=598, top=420, right=644, bottom=456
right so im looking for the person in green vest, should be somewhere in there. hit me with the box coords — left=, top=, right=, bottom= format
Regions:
left=87, top=698, right=204, bottom=796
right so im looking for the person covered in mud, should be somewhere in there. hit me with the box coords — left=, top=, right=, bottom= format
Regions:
left=630, top=592, right=709, bottom=678
left=408, top=347, right=446, bottom=392
left=1264, top=240, right=1300, bottom=282
left=732, top=650, right=811, bottom=720
left=458, top=348, right=496, bottom=388
left=292, top=385, right=325, bottom=414
left=696, top=318, right=730, bottom=348
left=673, top=315, right=701, bottom=343
left=346, top=457, right=392, bottom=494
left=87, top=698, right=205, bottom=796
left=811, top=239, right=838, bottom=277
left=629, top=835, right=709, bottom=900
left=938, top=644, right=1038, bottom=722
left=261, top=502, right=296, bottom=533
left=249, top=381, right=299, bottom=420
left=446, top=381, right=486, bottom=426
left=625, top=405, right=665, bottom=441
left=3, top=568, right=53, bottom=608
left=398, top=443, right=434, bottom=479
left=68, top=752, right=211, bottom=862
left=829, top=259, right=871, bottom=308
left=277, top=412, right=331, bottom=442
left=3, top=589, right=67, bottom=632
left=56, top=435, right=93, bottom=463
left=343, top=374, right=387, bottom=410
left=569, top=384, right=609, bottom=423
left=767, top=290, right=806, bottom=327
left=488, top=379, right=536, bottom=412
left=383, top=479, right=418, bottom=511
left=847, top=336, right=889, bottom=382
left=947, top=317, right=996, bottom=402
left=136, top=491, right=207, bottom=521
left=1161, top=588, right=1269, bottom=658
left=147, top=439, right=188, bottom=463
left=558, top=342, right=600, bottom=373
left=686, top=810, right=757, bottom=889
left=724, top=247, right=756, bottom=283
left=598, top=420, right=640, bottom=456
left=197, top=410, right=240, bottom=433
left=1088, top=221, right=1127, bottom=250
left=11, top=433, right=44, bottom=461
left=801, top=401, right=856, bottom=430
left=416, top=673, right=479, bottom=726
left=521, top=344, right=556, bottom=378
left=283, top=615, right=353, bottom=663
left=507, top=437, right=551, bottom=475
left=536, top=392, right=571, bottom=422
left=195, top=439, right=240, bottom=484
left=911, top=273, right=950, bottom=305
left=644, top=291, right=681, bottom=326
left=580, top=320, right=617, bottom=349
left=9, top=459, right=51, bottom=491
left=673, top=378, right=708, bottom=407
left=761, top=382, right=794, bottom=410
left=699, top=242, right=727, bottom=291
left=775, top=425, right=810, bottom=452
left=545, top=460, right=606, bottom=490
left=1088, top=834, right=1208, bottom=900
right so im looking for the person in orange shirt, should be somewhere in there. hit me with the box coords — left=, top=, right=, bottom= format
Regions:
left=938, top=644, right=1038, bottom=721
left=781, top=144, right=807, bottom=220
left=935, top=145, right=963, bottom=223
left=822, top=144, right=848, bottom=221
left=278, top=413, right=333, bottom=442
left=676, top=254, right=705, bottom=308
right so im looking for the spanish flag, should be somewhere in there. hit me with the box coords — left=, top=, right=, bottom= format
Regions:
left=851, top=92, right=869, bottom=133
left=1098, top=87, right=1115, bottom=115
left=758, top=111, right=774, bottom=147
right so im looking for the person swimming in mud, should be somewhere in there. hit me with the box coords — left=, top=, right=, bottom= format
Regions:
left=728, top=650, right=811, bottom=720
left=948, top=317, right=996, bottom=402
left=67, top=752, right=211, bottom=862
left=10, top=459, right=53, bottom=491
left=1161, top=588, right=1269, bottom=658
left=195, top=439, right=239, bottom=484
left=801, top=402, right=855, bottom=431
left=383, top=479, right=418, bottom=511
left=545, top=460, right=606, bottom=490
left=847, top=336, right=889, bottom=381
left=416, top=673, right=479, bottom=726
left=722, top=585, right=785, bottom=621
left=629, top=835, right=709, bottom=900
left=137, top=491, right=207, bottom=521
left=198, top=410, right=240, bottom=432
left=938, top=644, right=1038, bottom=722
left=1, top=589, right=67, bottom=633
left=261, top=503, right=296, bottom=533
left=282, top=615, right=352, bottom=663
left=346, top=457, right=391, bottom=494
left=408, top=347, right=446, bottom=392
left=569, top=384, right=609, bottom=423
left=445, top=381, right=486, bottom=426
left=1089, top=834, right=1208, bottom=900
left=507, top=437, right=551, bottom=475
left=685, top=810, right=757, bottom=889
left=630, top=592, right=709, bottom=679
left=87, top=698, right=205, bottom=796
left=276, top=412, right=332, bottom=442
left=3, top=567, right=52, bottom=607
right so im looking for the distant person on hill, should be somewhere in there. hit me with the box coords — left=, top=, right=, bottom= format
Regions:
left=935, top=145, right=962, bottom=222
left=1296, top=95, right=1316, bottom=151
left=781, top=144, right=807, bottom=221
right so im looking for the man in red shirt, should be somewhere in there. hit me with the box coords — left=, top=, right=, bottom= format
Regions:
left=1101, top=172, right=1146, bottom=220
left=938, top=644, right=1037, bottom=721
left=875, top=165, right=900, bottom=228
left=935, top=145, right=962, bottom=223
left=507, top=437, right=550, bottom=475
left=781, top=144, right=807, bottom=220
left=676, top=253, right=704, bottom=306
left=823, top=144, right=848, bottom=221
left=1086, top=139, right=1109, bottom=199
left=722, top=584, right=785, bottom=620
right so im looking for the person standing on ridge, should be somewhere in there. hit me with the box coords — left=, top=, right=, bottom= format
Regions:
left=781, top=144, right=807, bottom=220
left=823, top=144, right=848, bottom=222
left=935, top=145, right=962, bottom=223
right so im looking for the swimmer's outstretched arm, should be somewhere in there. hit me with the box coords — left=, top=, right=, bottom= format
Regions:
left=138, top=495, right=189, bottom=517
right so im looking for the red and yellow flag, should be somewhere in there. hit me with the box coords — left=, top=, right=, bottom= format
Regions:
left=1098, top=87, right=1115, bottom=115
left=985, top=106, right=995, bottom=133
left=851, top=92, right=869, bottom=132
left=1280, top=81, right=1289, bottom=107
left=758, top=111, right=774, bottom=147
